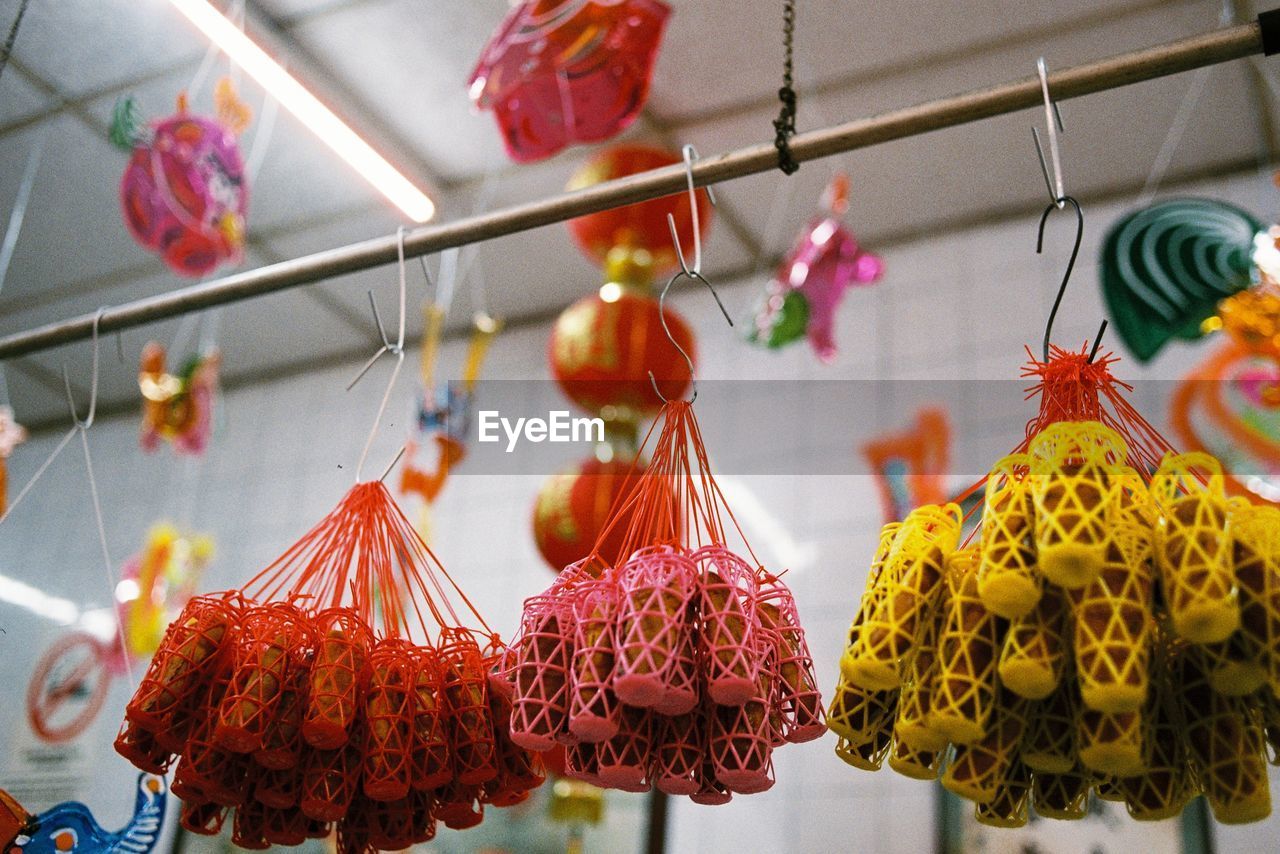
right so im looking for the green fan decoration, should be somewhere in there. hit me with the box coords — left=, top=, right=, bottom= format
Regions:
left=109, top=96, right=149, bottom=152
left=1100, top=198, right=1264, bottom=362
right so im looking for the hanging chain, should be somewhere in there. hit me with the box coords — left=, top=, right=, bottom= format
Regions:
left=0, top=0, right=30, bottom=83
left=772, top=0, right=799, bottom=175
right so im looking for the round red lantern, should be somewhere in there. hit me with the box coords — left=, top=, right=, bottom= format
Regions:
left=566, top=144, right=714, bottom=276
left=550, top=286, right=695, bottom=419
left=532, top=457, right=648, bottom=572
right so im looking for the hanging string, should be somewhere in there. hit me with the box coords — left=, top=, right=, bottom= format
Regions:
left=772, top=0, right=799, bottom=175
left=79, top=424, right=135, bottom=685
left=0, top=0, right=30, bottom=83
left=1133, top=67, right=1213, bottom=209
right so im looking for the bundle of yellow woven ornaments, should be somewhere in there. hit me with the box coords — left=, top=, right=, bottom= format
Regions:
left=831, top=418, right=1280, bottom=827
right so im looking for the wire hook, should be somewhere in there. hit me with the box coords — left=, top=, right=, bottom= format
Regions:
left=1037, top=197, right=1107, bottom=362
left=62, top=307, right=104, bottom=429
left=1032, top=57, right=1067, bottom=208
left=668, top=144, right=717, bottom=278
left=648, top=269, right=733, bottom=405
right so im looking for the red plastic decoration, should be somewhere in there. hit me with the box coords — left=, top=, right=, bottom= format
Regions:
left=565, top=145, right=714, bottom=276
left=533, top=456, right=652, bottom=572
left=504, top=399, right=824, bottom=800
left=550, top=287, right=695, bottom=417
left=115, top=481, right=541, bottom=839
left=468, top=2, right=672, bottom=163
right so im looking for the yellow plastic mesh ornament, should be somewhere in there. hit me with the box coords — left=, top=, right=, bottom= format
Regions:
left=1115, top=634, right=1195, bottom=822
left=840, top=523, right=901, bottom=684
left=1021, top=682, right=1078, bottom=774
left=887, top=731, right=940, bottom=781
left=831, top=687, right=895, bottom=772
left=892, top=575, right=948, bottom=752
left=941, top=685, right=1029, bottom=803
left=978, top=454, right=1041, bottom=620
left=825, top=678, right=896, bottom=745
left=974, top=760, right=1032, bottom=828
left=997, top=585, right=1068, bottom=700
left=1259, top=691, right=1280, bottom=765
left=1177, top=646, right=1271, bottom=825
left=1216, top=503, right=1280, bottom=698
left=846, top=505, right=961, bottom=690
left=928, top=549, right=1003, bottom=745
left=1069, top=519, right=1154, bottom=713
left=1030, top=767, right=1090, bottom=820
left=1151, top=452, right=1238, bottom=644
left=1077, top=705, right=1144, bottom=777
left=1094, top=776, right=1125, bottom=802
left=1029, top=421, right=1125, bottom=588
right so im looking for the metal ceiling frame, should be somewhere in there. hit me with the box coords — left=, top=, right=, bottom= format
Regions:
left=0, top=16, right=1273, bottom=361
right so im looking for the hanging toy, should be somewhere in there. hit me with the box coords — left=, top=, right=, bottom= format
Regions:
left=749, top=173, right=884, bottom=361
left=861, top=407, right=952, bottom=526
left=468, top=0, right=671, bottom=163
left=0, top=404, right=28, bottom=516
left=138, top=341, right=220, bottom=455
left=507, top=397, right=825, bottom=802
left=111, top=78, right=251, bottom=277
left=115, top=481, right=541, bottom=844
left=2, top=774, right=167, bottom=853
left=833, top=341, right=1280, bottom=827
left=1099, top=198, right=1266, bottom=362
left=116, top=523, right=215, bottom=661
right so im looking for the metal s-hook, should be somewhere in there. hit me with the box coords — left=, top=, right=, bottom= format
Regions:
left=647, top=269, right=733, bottom=405
left=62, top=307, right=105, bottom=429
left=667, top=144, right=716, bottom=278
left=1032, top=57, right=1067, bottom=208
left=1037, top=197, right=1107, bottom=362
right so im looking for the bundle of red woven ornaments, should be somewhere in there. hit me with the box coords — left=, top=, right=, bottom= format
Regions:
left=506, top=399, right=825, bottom=802
left=114, top=481, right=541, bottom=852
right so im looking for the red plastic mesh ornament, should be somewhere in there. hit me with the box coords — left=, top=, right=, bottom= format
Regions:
left=216, top=602, right=314, bottom=754
left=505, top=399, right=822, bottom=800
left=116, top=481, right=534, bottom=838
left=362, top=639, right=415, bottom=801
left=304, top=607, right=372, bottom=750
left=180, top=800, right=227, bottom=836
left=113, top=719, right=172, bottom=775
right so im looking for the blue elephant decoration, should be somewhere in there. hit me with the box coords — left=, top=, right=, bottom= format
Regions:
left=9, top=773, right=166, bottom=853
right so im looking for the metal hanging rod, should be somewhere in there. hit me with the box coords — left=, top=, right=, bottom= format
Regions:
left=0, top=15, right=1276, bottom=361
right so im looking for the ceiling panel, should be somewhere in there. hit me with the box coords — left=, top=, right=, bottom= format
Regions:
left=8, top=0, right=203, bottom=97
left=286, top=0, right=512, bottom=181
left=0, top=68, right=57, bottom=128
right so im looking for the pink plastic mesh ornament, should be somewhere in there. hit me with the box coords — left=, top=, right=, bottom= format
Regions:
left=506, top=400, right=820, bottom=801
left=757, top=575, right=825, bottom=742
left=568, top=577, right=622, bottom=742
left=696, top=545, right=761, bottom=705
left=595, top=705, right=653, bottom=791
left=510, top=595, right=575, bottom=750
left=115, top=89, right=249, bottom=277
left=467, top=0, right=672, bottom=163
left=652, top=710, right=703, bottom=795
left=614, top=546, right=699, bottom=712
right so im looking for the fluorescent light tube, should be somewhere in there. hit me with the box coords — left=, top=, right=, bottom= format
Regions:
left=168, top=0, right=436, bottom=223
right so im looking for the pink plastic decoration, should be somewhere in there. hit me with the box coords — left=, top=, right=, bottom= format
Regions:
left=613, top=547, right=699, bottom=714
left=696, top=546, right=760, bottom=706
left=115, top=88, right=249, bottom=277
left=509, top=595, right=576, bottom=751
left=594, top=705, right=652, bottom=792
left=568, top=577, right=622, bottom=742
left=467, top=0, right=672, bottom=163
left=750, top=173, right=884, bottom=362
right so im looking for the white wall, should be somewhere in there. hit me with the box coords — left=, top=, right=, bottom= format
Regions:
left=2, top=167, right=1278, bottom=853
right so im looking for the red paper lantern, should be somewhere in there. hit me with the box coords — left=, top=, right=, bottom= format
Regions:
left=533, top=457, right=646, bottom=572
left=566, top=145, right=713, bottom=276
left=550, top=288, right=695, bottom=419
